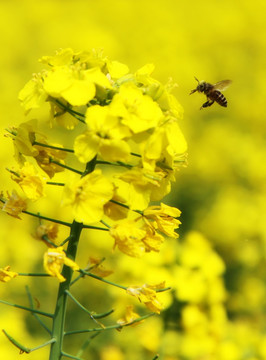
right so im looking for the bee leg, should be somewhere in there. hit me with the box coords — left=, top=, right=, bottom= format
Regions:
left=200, top=100, right=214, bottom=109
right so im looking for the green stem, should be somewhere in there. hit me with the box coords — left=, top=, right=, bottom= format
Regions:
left=52, top=99, right=86, bottom=123
left=82, top=224, right=109, bottom=231
left=49, top=159, right=83, bottom=175
left=65, top=290, right=106, bottom=325
left=46, top=181, right=65, bottom=186
left=49, top=221, right=83, bottom=360
left=130, top=152, right=141, bottom=157
left=110, top=199, right=143, bottom=215
left=2, top=330, right=56, bottom=354
left=80, top=270, right=127, bottom=290
left=31, top=339, right=57, bottom=352
left=18, top=273, right=51, bottom=277
left=80, top=270, right=171, bottom=293
left=70, top=257, right=106, bottom=287
left=42, top=234, right=57, bottom=247
left=33, top=141, right=74, bottom=153
left=65, top=312, right=155, bottom=336
left=60, top=352, right=83, bottom=360
left=96, top=160, right=133, bottom=169
left=0, top=299, right=53, bottom=317
left=21, top=210, right=72, bottom=227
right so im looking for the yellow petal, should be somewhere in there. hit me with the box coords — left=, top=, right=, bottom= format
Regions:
left=107, top=60, right=129, bottom=79
left=99, top=139, right=131, bottom=162
left=43, top=67, right=73, bottom=97
left=74, top=132, right=100, bottom=163
left=84, top=67, right=111, bottom=89
left=62, top=79, right=95, bottom=106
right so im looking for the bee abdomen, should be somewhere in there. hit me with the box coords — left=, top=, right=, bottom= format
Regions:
left=211, top=90, right=227, bottom=107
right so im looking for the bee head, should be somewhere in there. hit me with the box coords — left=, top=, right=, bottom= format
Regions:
left=190, top=77, right=205, bottom=94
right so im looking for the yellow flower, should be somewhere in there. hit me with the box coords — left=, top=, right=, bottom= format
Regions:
left=149, top=172, right=173, bottom=202
left=74, top=105, right=131, bottom=163
left=12, top=119, right=39, bottom=158
left=110, top=219, right=147, bottom=257
left=127, top=283, right=165, bottom=314
left=11, top=120, right=67, bottom=178
left=1, top=190, right=27, bottom=219
left=109, top=217, right=165, bottom=256
left=118, top=167, right=165, bottom=210
left=104, top=193, right=129, bottom=221
left=50, top=101, right=79, bottom=129
left=43, top=65, right=111, bottom=107
left=141, top=223, right=165, bottom=252
left=43, top=66, right=95, bottom=107
left=110, top=83, right=163, bottom=133
left=33, top=223, right=59, bottom=246
left=11, top=162, right=46, bottom=200
left=107, top=60, right=129, bottom=79
left=43, top=246, right=79, bottom=282
left=39, top=48, right=74, bottom=66
left=157, top=88, right=184, bottom=119
left=62, top=169, right=114, bottom=224
left=34, top=141, right=67, bottom=178
left=18, top=73, right=47, bottom=113
left=117, top=305, right=141, bottom=327
left=141, top=118, right=187, bottom=171
left=143, top=203, right=181, bottom=238
left=134, top=63, right=164, bottom=100
left=0, top=266, right=18, bottom=283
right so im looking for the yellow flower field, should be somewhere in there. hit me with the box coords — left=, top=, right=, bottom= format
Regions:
left=0, top=1, right=266, bottom=359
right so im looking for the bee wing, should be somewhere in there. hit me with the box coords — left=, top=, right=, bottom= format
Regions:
left=213, top=80, right=232, bottom=91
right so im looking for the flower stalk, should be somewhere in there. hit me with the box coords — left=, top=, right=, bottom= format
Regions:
left=49, top=220, right=83, bottom=360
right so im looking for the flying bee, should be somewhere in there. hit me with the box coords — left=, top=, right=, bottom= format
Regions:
left=190, top=77, right=232, bottom=109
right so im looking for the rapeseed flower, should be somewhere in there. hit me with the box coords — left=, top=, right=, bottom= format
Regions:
left=74, top=105, right=131, bottom=163
left=62, top=169, right=114, bottom=224
left=118, top=167, right=167, bottom=210
left=33, top=223, right=59, bottom=245
left=110, top=219, right=147, bottom=257
left=1, top=190, right=27, bottom=219
left=43, top=246, right=80, bottom=282
left=0, top=266, right=18, bottom=283
left=117, top=305, right=141, bottom=327
left=110, top=83, right=163, bottom=133
left=127, top=283, right=165, bottom=314
left=143, top=203, right=181, bottom=238
left=11, top=162, right=46, bottom=200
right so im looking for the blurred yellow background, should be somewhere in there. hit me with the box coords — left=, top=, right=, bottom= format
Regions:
left=1, top=0, right=266, bottom=359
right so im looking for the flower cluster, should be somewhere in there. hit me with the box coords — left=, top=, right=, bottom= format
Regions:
left=1, top=49, right=187, bottom=315
left=3, top=48, right=186, bottom=250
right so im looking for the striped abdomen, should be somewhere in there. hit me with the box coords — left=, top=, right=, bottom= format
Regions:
left=208, top=90, right=227, bottom=107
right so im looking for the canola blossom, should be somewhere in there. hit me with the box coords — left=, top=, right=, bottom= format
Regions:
left=0, top=48, right=187, bottom=359
left=13, top=48, right=186, bottom=243
left=43, top=247, right=80, bottom=282
left=0, top=266, right=18, bottom=283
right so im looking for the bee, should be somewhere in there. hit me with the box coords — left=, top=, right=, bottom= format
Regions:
left=190, top=77, right=232, bottom=109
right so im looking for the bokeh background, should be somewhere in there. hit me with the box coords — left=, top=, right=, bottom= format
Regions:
left=1, top=0, right=266, bottom=359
